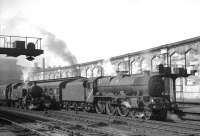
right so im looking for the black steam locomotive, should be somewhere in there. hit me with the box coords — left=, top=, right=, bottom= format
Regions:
left=0, top=82, right=51, bottom=110
left=0, top=65, right=193, bottom=120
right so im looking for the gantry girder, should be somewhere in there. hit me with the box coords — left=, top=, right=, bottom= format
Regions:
left=0, top=35, right=43, bottom=60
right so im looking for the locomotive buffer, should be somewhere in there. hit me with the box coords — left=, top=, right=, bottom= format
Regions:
left=0, top=35, right=44, bottom=61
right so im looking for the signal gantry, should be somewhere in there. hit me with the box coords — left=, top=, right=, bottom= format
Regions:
left=0, top=35, right=44, bottom=61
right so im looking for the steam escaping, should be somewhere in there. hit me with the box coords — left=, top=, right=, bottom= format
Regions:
left=38, top=28, right=79, bottom=76
left=39, top=28, right=77, bottom=66
left=0, top=14, right=79, bottom=80
left=21, top=66, right=33, bottom=82
left=0, top=16, right=37, bottom=82
left=101, top=58, right=116, bottom=76
left=1, top=15, right=78, bottom=67
left=0, top=57, right=22, bottom=84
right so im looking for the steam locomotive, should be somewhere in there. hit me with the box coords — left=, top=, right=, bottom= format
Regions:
left=0, top=82, right=52, bottom=110
left=0, top=65, right=194, bottom=120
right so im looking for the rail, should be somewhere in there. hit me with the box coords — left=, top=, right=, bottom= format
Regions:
left=1, top=107, right=200, bottom=136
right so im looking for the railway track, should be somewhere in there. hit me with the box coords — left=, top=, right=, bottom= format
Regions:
left=0, top=107, right=127, bottom=136
left=0, top=112, right=76, bottom=136
left=0, top=117, right=41, bottom=136
left=0, top=116, right=51, bottom=136
left=1, top=107, right=200, bottom=136
left=48, top=110, right=200, bottom=136
left=32, top=109, right=200, bottom=135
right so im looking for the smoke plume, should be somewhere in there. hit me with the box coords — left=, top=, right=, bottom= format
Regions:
left=0, top=57, right=22, bottom=84
left=20, top=66, right=33, bottom=82
left=0, top=1, right=79, bottom=81
left=39, top=28, right=77, bottom=66
left=1, top=16, right=78, bottom=80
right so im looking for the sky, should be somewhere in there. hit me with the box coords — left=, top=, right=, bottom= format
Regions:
left=0, top=0, right=200, bottom=67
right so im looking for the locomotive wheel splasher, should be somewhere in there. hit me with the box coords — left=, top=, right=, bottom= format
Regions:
left=95, top=101, right=105, bottom=114
left=106, top=102, right=116, bottom=115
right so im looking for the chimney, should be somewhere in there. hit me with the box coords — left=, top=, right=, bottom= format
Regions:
left=42, top=58, right=45, bottom=80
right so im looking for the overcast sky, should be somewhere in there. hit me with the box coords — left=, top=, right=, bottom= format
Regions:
left=1, top=0, right=200, bottom=67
